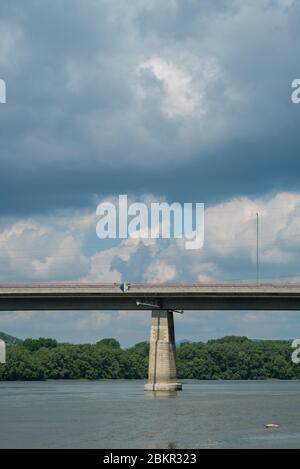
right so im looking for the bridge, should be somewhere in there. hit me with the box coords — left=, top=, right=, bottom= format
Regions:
left=1, top=282, right=300, bottom=391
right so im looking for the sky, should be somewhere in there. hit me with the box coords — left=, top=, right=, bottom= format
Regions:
left=0, top=0, right=300, bottom=346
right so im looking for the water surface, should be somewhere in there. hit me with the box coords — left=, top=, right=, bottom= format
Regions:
left=0, top=380, right=299, bottom=448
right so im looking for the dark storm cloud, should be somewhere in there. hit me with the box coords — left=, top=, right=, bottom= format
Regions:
left=0, top=0, right=300, bottom=216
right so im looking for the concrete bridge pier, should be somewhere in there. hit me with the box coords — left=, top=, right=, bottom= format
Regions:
left=144, top=310, right=182, bottom=391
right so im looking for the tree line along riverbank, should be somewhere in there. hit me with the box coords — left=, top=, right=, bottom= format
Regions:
left=0, top=335, right=299, bottom=381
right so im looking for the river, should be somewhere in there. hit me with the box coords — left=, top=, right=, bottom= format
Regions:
left=0, top=380, right=299, bottom=448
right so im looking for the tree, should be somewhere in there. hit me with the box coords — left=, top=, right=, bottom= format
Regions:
left=23, top=338, right=58, bottom=352
left=1, top=336, right=299, bottom=381
left=96, top=338, right=121, bottom=349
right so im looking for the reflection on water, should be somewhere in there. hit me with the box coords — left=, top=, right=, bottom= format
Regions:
left=0, top=380, right=300, bottom=448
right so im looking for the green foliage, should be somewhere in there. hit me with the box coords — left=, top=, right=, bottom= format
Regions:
left=0, top=335, right=299, bottom=381
left=23, top=338, right=58, bottom=352
left=0, top=347, right=45, bottom=380
left=177, top=337, right=299, bottom=380
left=96, top=338, right=121, bottom=349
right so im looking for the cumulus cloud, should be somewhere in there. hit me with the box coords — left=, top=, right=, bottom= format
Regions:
left=1, top=191, right=300, bottom=284
left=0, top=191, right=300, bottom=343
left=137, top=56, right=207, bottom=118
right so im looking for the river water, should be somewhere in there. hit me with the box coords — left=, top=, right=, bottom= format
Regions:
left=0, top=380, right=299, bottom=448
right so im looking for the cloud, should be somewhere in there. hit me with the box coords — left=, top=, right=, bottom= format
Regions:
left=0, top=191, right=300, bottom=343
left=137, top=56, right=207, bottom=118
left=0, top=21, right=24, bottom=69
left=2, top=191, right=300, bottom=284
left=144, top=260, right=177, bottom=282
left=0, top=215, right=91, bottom=281
left=0, top=1, right=299, bottom=214
left=1, top=1, right=300, bottom=343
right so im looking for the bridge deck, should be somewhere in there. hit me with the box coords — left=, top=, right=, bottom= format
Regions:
left=0, top=283, right=300, bottom=311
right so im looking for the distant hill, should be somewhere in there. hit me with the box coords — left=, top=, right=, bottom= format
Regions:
left=0, top=331, right=22, bottom=345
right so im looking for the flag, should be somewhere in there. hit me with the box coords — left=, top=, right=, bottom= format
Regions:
left=119, top=283, right=129, bottom=293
